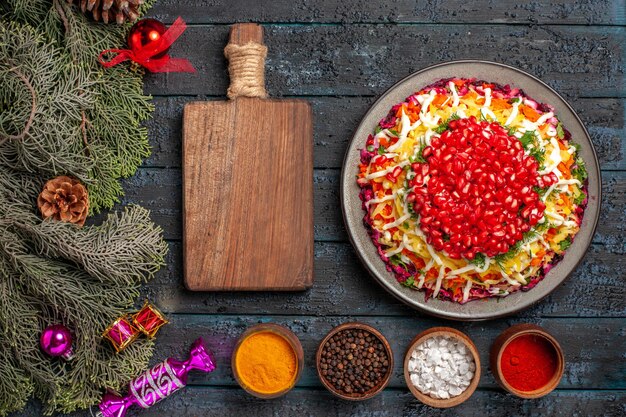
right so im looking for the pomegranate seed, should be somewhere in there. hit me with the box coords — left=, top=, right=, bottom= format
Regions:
left=405, top=116, right=545, bottom=258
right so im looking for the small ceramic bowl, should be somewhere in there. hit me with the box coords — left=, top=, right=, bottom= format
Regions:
left=232, top=323, right=304, bottom=399
left=316, top=322, right=394, bottom=400
left=403, top=327, right=481, bottom=408
left=490, top=323, right=564, bottom=399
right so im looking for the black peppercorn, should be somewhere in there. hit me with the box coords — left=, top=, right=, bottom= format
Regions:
left=319, top=328, right=390, bottom=396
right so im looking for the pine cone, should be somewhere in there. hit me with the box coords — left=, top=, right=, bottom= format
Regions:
left=37, top=176, right=89, bottom=227
left=67, top=0, right=142, bottom=25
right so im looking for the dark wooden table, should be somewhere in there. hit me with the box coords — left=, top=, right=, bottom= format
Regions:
left=27, top=1, right=626, bottom=416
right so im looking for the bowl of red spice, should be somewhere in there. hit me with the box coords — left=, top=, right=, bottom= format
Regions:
left=316, top=322, right=393, bottom=400
left=490, top=324, right=564, bottom=399
left=232, top=323, right=304, bottom=399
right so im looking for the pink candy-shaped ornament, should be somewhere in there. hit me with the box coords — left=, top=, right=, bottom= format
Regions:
left=96, top=338, right=215, bottom=417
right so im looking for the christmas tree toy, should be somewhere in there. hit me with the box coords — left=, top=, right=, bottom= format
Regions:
left=97, top=338, right=216, bottom=417
left=40, top=325, right=74, bottom=360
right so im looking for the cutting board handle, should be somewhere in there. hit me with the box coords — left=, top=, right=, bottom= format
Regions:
left=224, top=23, right=268, bottom=99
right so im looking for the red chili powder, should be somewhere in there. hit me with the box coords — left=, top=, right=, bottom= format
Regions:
left=500, top=334, right=558, bottom=392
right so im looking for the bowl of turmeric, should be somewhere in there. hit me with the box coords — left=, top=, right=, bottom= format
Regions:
left=232, top=323, right=304, bottom=399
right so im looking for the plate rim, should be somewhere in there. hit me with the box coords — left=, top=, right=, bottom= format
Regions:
left=340, top=59, right=602, bottom=321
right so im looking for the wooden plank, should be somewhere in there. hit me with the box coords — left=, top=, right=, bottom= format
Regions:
left=146, top=0, right=626, bottom=26
left=143, top=25, right=625, bottom=98
left=182, top=24, right=314, bottom=291
left=120, top=169, right=626, bottom=247
left=161, top=316, right=626, bottom=390
left=13, top=388, right=626, bottom=417
left=142, top=242, right=625, bottom=317
left=145, top=96, right=626, bottom=171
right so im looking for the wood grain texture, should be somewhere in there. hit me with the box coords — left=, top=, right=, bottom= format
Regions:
left=12, top=388, right=626, bottom=417
left=146, top=96, right=625, bottom=170
left=121, top=169, right=626, bottom=250
left=147, top=0, right=626, bottom=25
left=139, top=315, right=625, bottom=390
left=144, top=25, right=625, bottom=97
left=46, top=2, right=624, bottom=416
left=139, top=242, right=625, bottom=318
left=182, top=23, right=314, bottom=291
left=183, top=97, right=313, bottom=290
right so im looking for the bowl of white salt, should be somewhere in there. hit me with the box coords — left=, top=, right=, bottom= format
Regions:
left=403, top=327, right=481, bottom=408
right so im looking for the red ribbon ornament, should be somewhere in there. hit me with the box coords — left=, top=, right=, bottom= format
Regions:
left=98, top=17, right=195, bottom=73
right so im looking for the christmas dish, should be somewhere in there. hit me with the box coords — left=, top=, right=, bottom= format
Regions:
left=356, top=78, right=588, bottom=303
left=341, top=61, right=601, bottom=319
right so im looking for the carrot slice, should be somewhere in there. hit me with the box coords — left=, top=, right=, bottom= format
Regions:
left=403, top=251, right=426, bottom=269
left=558, top=162, right=571, bottom=179
left=520, top=105, right=540, bottom=122
left=490, top=98, right=511, bottom=110
left=432, top=94, right=449, bottom=108
left=395, top=104, right=407, bottom=118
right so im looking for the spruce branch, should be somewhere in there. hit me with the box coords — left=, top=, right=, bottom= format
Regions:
left=0, top=1, right=165, bottom=415
left=0, top=67, right=36, bottom=145
left=17, top=205, right=168, bottom=285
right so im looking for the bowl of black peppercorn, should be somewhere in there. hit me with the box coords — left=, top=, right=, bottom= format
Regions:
left=316, top=322, right=394, bottom=400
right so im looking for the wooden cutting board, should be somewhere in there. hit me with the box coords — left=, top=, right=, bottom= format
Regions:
left=182, top=23, right=313, bottom=291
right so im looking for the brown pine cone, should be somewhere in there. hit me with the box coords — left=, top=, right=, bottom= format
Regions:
left=37, top=176, right=89, bottom=227
left=67, top=0, right=142, bottom=25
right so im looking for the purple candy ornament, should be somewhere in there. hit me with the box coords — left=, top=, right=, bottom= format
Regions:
left=97, top=337, right=215, bottom=417
left=40, top=324, right=74, bottom=360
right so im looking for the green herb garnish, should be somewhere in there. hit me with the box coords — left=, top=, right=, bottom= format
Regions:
left=533, top=186, right=549, bottom=197
left=515, top=130, right=545, bottom=167
left=377, top=146, right=386, bottom=155
left=495, top=230, right=541, bottom=269
left=556, top=122, right=565, bottom=139
left=571, top=157, right=588, bottom=182
left=402, top=276, right=416, bottom=288
left=413, top=142, right=427, bottom=163
left=558, top=236, right=572, bottom=251
left=434, top=124, right=447, bottom=134
left=573, top=190, right=586, bottom=205
left=366, top=145, right=374, bottom=152
left=518, top=130, right=536, bottom=149
left=389, top=254, right=408, bottom=270
left=433, top=113, right=460, bottom=134
left=470, top=253, right=486, bottom=268
left=374, top=126, right=383, bottom=134
left=529, top=147, right=546, bottom=168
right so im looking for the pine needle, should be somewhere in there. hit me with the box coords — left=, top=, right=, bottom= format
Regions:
left=0, top=1, right=165, bottom=415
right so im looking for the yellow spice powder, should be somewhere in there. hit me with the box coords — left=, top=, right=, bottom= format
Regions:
left=235, top=331, right=297, bottom=394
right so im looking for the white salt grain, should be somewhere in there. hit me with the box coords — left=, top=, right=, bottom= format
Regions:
left=407, top=335, right=475, bottom=399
